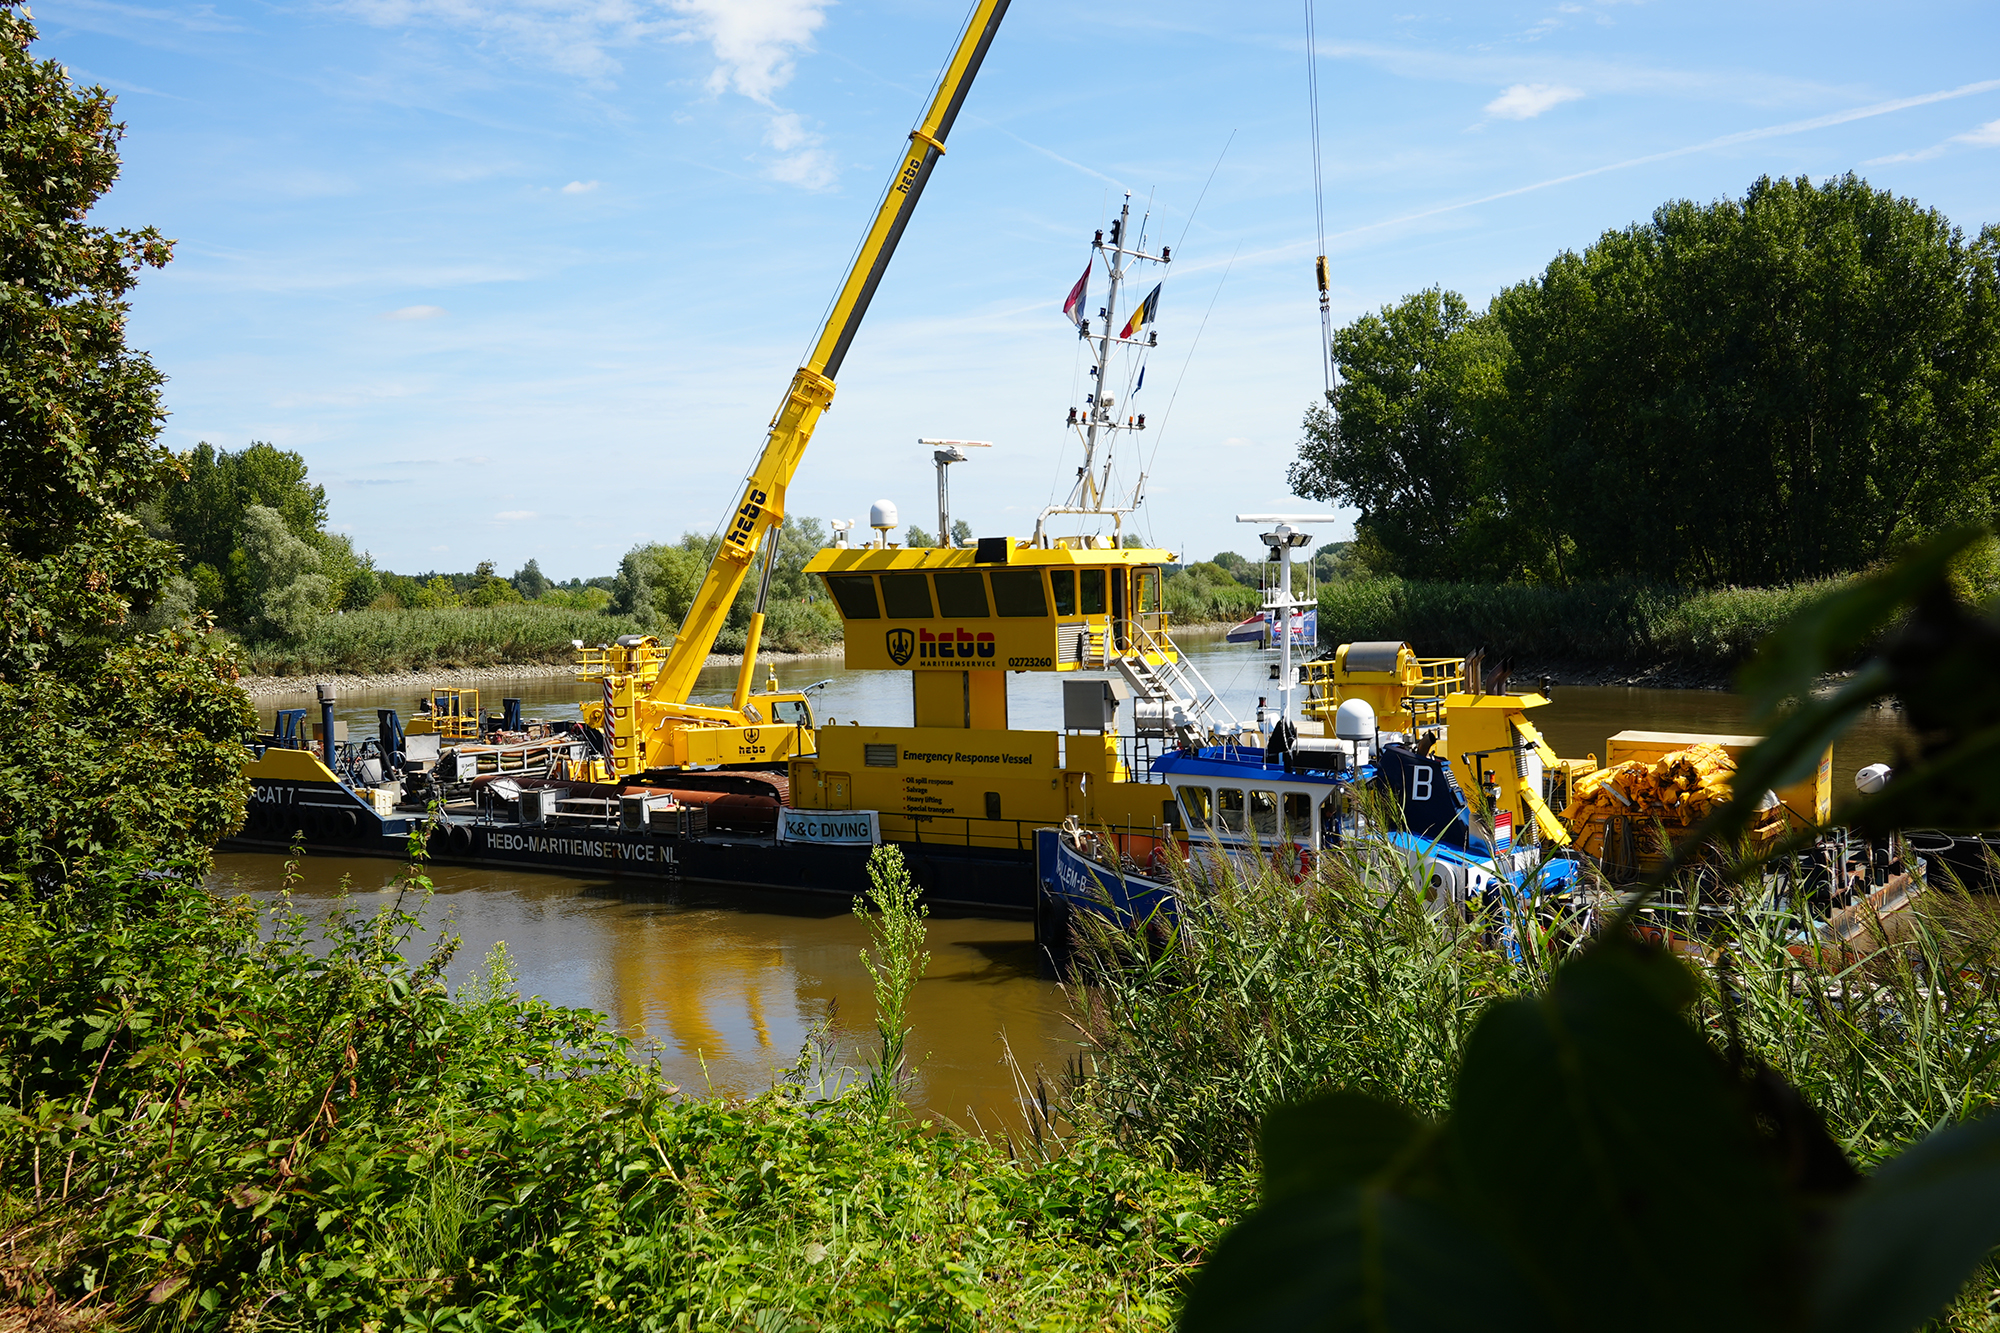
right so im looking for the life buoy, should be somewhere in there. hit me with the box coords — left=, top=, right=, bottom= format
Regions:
left=1293, top=844, right=1316, bottom=883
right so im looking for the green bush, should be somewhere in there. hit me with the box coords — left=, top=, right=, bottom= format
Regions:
left=1315, top=576, right=1845, bottom=668
left=0, top=859, right=1237, bottom=1330
left=1162, top=564, right=1262, bottom=625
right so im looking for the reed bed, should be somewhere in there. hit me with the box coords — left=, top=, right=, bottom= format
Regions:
left=1056, top=842, right=2000, bottom=1178
left=1316, top=576, right=1846, bottom=670
left=237, top=599, right=846, bottom=675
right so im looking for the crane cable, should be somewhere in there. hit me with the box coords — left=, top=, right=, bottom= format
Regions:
left=1304, top=0, right=1334, bottom=396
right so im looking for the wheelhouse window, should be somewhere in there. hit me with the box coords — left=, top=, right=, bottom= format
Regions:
left=824, top=574, right=879, bottom=619
left=771, top=698, right=812, bottom=726
left=1283, top=793, right=1312, bottom=839
left=1051, top=570, right=1077, bottom=616
left=1250, top=790, right=1279, bottom=838
left=934, top=571, right=990, bottom=618
left=1177, top=785, right=1213, bottom=828
left=1136, top=566, right=1160, bottom=613
left=1079, top=569, right=1107, bottom=616
left=990, top=569, right=1048, bottom=617
left=879, top=573, right=933, bottom=619
left=1216, top=787, right=1245, bottom=835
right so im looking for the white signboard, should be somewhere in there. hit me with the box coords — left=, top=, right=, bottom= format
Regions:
left=777, top=808, right=881, bottom=846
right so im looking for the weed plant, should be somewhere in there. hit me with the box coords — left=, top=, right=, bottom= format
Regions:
left=854, top=846, right=930, bottom=1118
left=1317, top=576, right=1846, bottom=670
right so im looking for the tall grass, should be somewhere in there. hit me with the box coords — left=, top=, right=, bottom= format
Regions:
left=237, top=604, right=650, bottom=674
left=1060, top=842, right=2000, bottom=1178
left=1317, top=576, right=1847, bottom=670
left=238, top=598, right=846, bottom=675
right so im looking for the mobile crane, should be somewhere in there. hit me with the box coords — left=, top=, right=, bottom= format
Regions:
left=582, top=0, right=1011, bottom=778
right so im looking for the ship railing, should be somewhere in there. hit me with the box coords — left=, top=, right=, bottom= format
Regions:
left=892, top=813, right=1170, bottom=854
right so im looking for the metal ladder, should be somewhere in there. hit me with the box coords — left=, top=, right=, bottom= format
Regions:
left=1115, top=622, right=1243, bottom=747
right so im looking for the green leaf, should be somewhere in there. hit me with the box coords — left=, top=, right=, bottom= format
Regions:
left=1259, top=1092, right=1427, bottom=1208
left=1448, top=942, right=1797, bottom=1333
left=1179, top=1184, right=1536, bottom=1333
left=1812, top=1113, right=2000, bottom=1333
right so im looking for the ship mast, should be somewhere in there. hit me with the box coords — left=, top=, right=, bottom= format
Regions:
left=1034, top=191, right=1172, bottom=546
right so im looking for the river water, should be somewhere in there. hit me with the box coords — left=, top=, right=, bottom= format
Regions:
left=217, top=631, right=1912, bottom=1122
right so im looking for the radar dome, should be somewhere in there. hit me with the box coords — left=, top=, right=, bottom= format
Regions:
left=1334, top=698, right=1377, bottom=742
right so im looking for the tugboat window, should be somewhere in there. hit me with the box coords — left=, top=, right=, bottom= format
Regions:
left=1250, top=790, right=1279, bottom=838
left=880, top=573, right=933, bottom=619
left=934, top=570, right=990, bottom=618
left=1051, top=569, right=1077, bottom=616
left=824, top=574, right=880, bottom=619
left=1284, top=792, right=1312, bottom=839
left=1079, top=569, right=1107, bottom=615
left=1216, top=787, right=1245, bottom=834
left=1179, top=785, right=1213, bottom=827
left=990, top=570, right=1048, bottom=617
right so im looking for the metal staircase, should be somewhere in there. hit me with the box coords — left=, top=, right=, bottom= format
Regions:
left=1114, top=622, right=1243, bottom=747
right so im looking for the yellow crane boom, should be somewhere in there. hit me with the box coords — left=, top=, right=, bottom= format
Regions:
left=647, top=0, right=1011, bottom=710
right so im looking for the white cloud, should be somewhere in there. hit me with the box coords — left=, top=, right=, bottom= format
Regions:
left=333, top=0, right=667, bottom=81
left=1865, top=115, right=2000, bottom=165
left=671, top=0, right=829, bottom=104
left=383, top=305, right=447, bottom=320
left=562, top=179, right=601, bottom=193
left=1483, top=83, right=1584, bottom=120
left=495, top=510, right=537, bottom=520
left=1223, top=437, right=1253, bottom=448
left=1958, top=117, right=2000, bottom=147
left=762, top=112, right=835, bottom=189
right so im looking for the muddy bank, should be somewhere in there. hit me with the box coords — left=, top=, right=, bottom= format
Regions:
left=236, top=647, right=845, bottom=698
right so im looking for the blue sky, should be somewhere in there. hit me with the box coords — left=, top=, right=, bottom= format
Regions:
left=47, top=0, right=2000, bottom=579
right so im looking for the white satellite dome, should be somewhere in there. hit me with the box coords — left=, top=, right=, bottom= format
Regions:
left=1333, top=698, right=1378, bottom=742
left=868, top=499, right=899, bottom=530
left=1855, top=763, right=1892, bottom=795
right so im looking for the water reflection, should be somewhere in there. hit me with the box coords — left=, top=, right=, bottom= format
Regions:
left=208, top=852, right=1072, bottom=1123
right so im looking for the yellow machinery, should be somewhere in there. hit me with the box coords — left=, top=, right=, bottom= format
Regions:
left=1301, top=640, right=1576, bottom=848
left=1301, top=641, right=1462, bottom=732
left=576, top=0, right=1012, bottom=780
left=787, top=541, right=1199, bottom=849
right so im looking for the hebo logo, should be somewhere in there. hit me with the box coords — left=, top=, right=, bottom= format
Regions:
left=919, top=628, right=995, bottom=662
left=886, top=629, right=916, bottom=665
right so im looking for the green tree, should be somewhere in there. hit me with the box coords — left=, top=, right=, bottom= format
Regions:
left=1289, top=288, right=1513, bottom=580
left=514, top=557, right=550, bottom=600
left=904, top=523, right=936, bottom=549
left=0, top=6, right=251, bottom=890
left=608, top=551, right=654, bottom=622
left=466, top=559, right=522, bottom=607
left=950, top=518, right=973, bottom=546
left=1498, top=175, right=2000, bottom=584
left=239, top=505, right=331, bottom=637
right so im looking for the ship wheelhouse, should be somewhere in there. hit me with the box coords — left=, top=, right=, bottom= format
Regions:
left=1152, top=747, right=1348, bottom=853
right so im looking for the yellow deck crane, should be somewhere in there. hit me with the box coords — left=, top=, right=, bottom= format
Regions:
left=582, top=0, right=1011, bottom=779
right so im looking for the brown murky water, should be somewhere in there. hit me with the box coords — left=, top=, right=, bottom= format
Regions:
left=224, top=632, right=1912, bottom=1120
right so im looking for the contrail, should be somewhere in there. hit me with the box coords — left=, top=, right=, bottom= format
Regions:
left=1325, top=76, right=2000, bottom=244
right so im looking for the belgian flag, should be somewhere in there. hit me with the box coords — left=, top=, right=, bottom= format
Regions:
left=1119, top=283, right=1161, bottom=339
